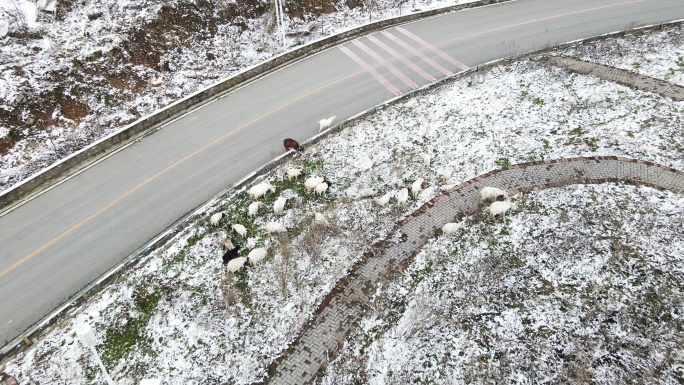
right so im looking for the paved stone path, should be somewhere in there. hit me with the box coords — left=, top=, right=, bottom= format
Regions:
left=547, top=56, right=684, bottom=101
left=263, top=156, right=684, bottom=385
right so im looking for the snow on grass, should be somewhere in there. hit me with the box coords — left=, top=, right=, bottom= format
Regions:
left=562, top=24, right=684, bottom=86
left=4, top=34, right=684, bottom=384
left=312, top=58, right=684, bottom=193
left=318, top=183, right=684, bottom=384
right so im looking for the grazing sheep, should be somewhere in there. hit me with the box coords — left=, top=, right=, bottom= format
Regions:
left=232, top=224, right=247, bottom=238
left=273, top=197, right=287, bottom=214
left=265, top=222, right=287, bottom=234
left=480, top=186, right=508, bottom=203
left=442, top=222, right=462, bottom=235
left=286, top=168, right=303, bottom=180
left=248, top=247, right=270, bottom=265
left=305, top=176, right=325, bottom=193
left=314, top=212, right=329, bottom=225
left=283, top=138, right=304, bottom=152
left=221, top=244, right=241, bottom=264
left=374, top=192, right=392, bottom=206
left=226, top=256, right=248, bottom=273
left=411, top=179, right=426, bottom=198
left=318, top=115, right=336, bottom=133
left=221, top=239, right=235, bottom=250
left=440, top=168, right=454, bottom=183
left=488, top=201, right=517, bottom=219
left=249, top=182, right=276, bottom=200
left=361, top=188, right=378, bottom=197
left=248, top=202, right=263, bottom=217
left=396, top=188, right=409, bottom=207
left=420, top=153, right=431, bottom=167
left=314, top=182, right=329, bottom=196
left=210, top=212, right=223, bottom=226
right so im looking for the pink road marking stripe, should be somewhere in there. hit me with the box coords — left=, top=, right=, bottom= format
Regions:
left=367, top=34, right=436, bottom=83
left=339, top=45, right=403, bottom=97
left=352, top=40, right=419, bottom=90
left=395, top=26, right=469, bottom=71
left=381, top=30, right=453, bottom=77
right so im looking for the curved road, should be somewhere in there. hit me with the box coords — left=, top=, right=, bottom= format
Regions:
left=1, top=0, right=683, bottom=347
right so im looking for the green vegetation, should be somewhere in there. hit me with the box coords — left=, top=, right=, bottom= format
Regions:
left=304, top=158, right=325, bottom=174
left=99, top=288, right=162, bottom=371
left=520, top=88, right=544, bottom=105
left=495, top=157, right=511, bottom=168
left=565, top=125, right=598, bottom=150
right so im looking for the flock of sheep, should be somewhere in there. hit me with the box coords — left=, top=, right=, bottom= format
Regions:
left=441, top=187, right=517, bottom=235
left=207, top=170, right=336, bottom=273
left=208, top=138, right=518, bottom=275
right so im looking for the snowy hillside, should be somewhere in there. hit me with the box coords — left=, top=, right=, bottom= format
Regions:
left=318, top=183, right=684, bottom=384
left=2, top=24, right=683, bottom=384
left=0, top=0, right=460, bottom=191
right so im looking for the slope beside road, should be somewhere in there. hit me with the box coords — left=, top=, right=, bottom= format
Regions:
left=1, top=0, right=683, bottom=348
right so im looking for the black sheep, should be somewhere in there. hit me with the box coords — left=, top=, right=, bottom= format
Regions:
left=221, top=245, right=241, bottom=265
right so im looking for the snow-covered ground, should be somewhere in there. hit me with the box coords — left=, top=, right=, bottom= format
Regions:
left=0, top=0, right=461, bottom=191
left=563, top=26, right=684, bottom=86
left=318, top=183, right=684, bottom=384
left=3, top=22, right=683, bottom=383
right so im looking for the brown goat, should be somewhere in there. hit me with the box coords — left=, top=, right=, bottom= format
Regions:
left=283, top=138, right=304, bottom=152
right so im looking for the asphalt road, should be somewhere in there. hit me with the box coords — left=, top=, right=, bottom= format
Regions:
left=1, top=0, right=683, bottom=347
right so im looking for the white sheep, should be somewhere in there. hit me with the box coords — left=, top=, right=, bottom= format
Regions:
left=226, top=256, right=248, bottom=273
left=480, top=186, right=508, bottom=203
left=248, top=201, right=263, bottom=217
left=420, top=153, right=431, bottom=167
left=210, top=212, right=223, bottom=226
left=442, top=222, right=462, bottom=235
left=318, top=115, right=336, bottom=133
left=314, top=212, right=329, bottom=225
left=222, top=239, right=235, bottom=250
left=361, top=188, right=378, bottom=197
left=248, top=247, right=269, bottom=265
left=286, top=168, right=303, bottom=180
left=396, top=188, right=409, bottom=207
left=314, top=182, right=328, bottom=196
left=305, top=176, right=325, bottom=193
left=273, top=197, right=287, bottom=214
left=265, top=222, right=287, bottom=234
left=232, top=224, right=247, bottom=238
left=488, top=201, right=518, bottom=219
left=411, top=179, right=426, bottom=198
left=249, top=182, right=276, bottom=200
left=374, top=192, right=392, bottom=206
left=440, top=168, right=453, bottom=183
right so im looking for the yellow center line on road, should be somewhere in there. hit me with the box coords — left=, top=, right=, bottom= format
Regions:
left=1, top=0, right=650, bottom=278
left=0, top=73, right=358, bottom=279
left=441, top=0, right=648, bottom=45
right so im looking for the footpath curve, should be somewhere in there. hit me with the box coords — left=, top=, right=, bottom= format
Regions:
left=264, top=156, right=684, bottom=385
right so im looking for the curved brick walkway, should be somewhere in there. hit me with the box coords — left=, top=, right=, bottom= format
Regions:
left=264, top=156, right=684, bottom=385
left=547, top=56, right=684, bottom=101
